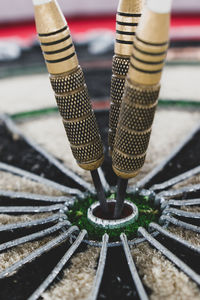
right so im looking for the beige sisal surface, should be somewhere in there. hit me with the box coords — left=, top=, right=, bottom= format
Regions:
left=0, top=65, right=200, bottom=115
left=42, top=247, right=100, bottom=300
left=131, top=242, right=200, bottom=300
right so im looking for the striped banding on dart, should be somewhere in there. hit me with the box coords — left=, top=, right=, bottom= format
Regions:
left=34, top=0, right=78, bottom=74
left=128, top=8, right=170, bottom=86
left=129, top=35, right=168, bottom=85
left=115, top=12, right=141, bottom=55
left=34, top=0, right=104, bottom=171
left=109, top=0, right=143, bottom=154
left=37, top=28, right=77, bottom=74
left=115, top=0, right=144, bottom=56
left=112, top=4, right=171, bottom=179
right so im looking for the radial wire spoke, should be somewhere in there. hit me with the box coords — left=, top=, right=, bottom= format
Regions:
left=0, top=214, right=63, bottom=233
left=0, top=221, right=70, bottom=252
left=160, top=215, right=200, bottom=233
left=0, top=226, right=79, bottom=279
left=151, top=166, right=200, bottom=191
left=138, top=227, right=200, bottom=285
left=158, top=184, right=200, bottom=198
left=163, top=208, right=200, bottom=219
left=0, top=162, right=82, bottom=196
left=162, top=198, right=200, bottom=209
left=0, top=204, right=65, bottom=214
left=89, top=234, right=109, bottom=300
left=136, top=123, right=200, bottom=189
left=121, top=233, right=149, bottom=300
left=149, top=223, right=200, bottom=254
left=28, top=230, right=87, bottom=300
left=0, top=190, right=73, bottom=204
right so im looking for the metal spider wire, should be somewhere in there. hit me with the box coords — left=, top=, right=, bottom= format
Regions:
left=0, top=114, right=200, bottom=299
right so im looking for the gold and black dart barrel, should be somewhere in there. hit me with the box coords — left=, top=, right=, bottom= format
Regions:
left=33, top=0, right=108, bottom=214
left=108, top=0, right=143, bottom=154
left=113, top=0, right=172, bottom=218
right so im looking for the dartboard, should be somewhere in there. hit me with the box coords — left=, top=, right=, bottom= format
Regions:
left=0, top=95, right=200, bottom=299
left=0, top=25, right=200, bottom=298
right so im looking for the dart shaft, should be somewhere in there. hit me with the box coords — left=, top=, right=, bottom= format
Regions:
left=114, top=178, right=128, bottom=218
left=91, top=170, right=108, bottom=215
left=108, top=0, right=143, bottom=154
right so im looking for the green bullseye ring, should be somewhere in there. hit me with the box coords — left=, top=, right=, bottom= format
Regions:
left=67, top=190, right=160, bottom=242
left=87, top=200, right=139, bottom=229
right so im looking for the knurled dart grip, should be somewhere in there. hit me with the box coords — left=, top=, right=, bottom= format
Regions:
left=109, top=56, right=130, bottom=153
left=112, top=81, right=160, bottom=179
left=50, top=66, right=104, bottom=171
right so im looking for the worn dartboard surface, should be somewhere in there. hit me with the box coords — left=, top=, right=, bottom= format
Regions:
left=0, top=42, right=200, bottom=300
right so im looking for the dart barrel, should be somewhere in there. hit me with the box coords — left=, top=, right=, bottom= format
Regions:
left=108, top=0, right=143, bottom=153
left=112, top=82, right=160, bottom=178
left=112, top=6, right=170, bottom=179
left=34, top=0, right=103, bottom=171
left=50, top=68, right=104, bottom=171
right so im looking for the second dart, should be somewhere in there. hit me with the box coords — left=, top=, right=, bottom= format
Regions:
left=112, top=0, right=173, bottom=218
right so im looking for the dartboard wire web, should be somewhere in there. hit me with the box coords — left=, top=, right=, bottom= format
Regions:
left=0, top=114, right=199, bottom=300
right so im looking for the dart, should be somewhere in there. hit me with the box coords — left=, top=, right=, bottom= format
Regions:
left=113, top=0, right=173, bottom=218
left=108, top=0, right=143, bottom=155
left=33, top=0, right=108, bottom=214
left=108, top=0, right=143, bottom=221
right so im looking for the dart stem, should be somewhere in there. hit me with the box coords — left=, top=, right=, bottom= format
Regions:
left=91, top=170, right=108, bottom=215
left=114, top=178, right=128, bottom=219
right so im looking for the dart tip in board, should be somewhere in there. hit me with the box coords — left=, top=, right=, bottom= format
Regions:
left=114, top=178, right=128, bottom=219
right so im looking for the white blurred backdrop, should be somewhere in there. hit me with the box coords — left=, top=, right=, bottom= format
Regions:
left=0, top=0, right=200, bottom=23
